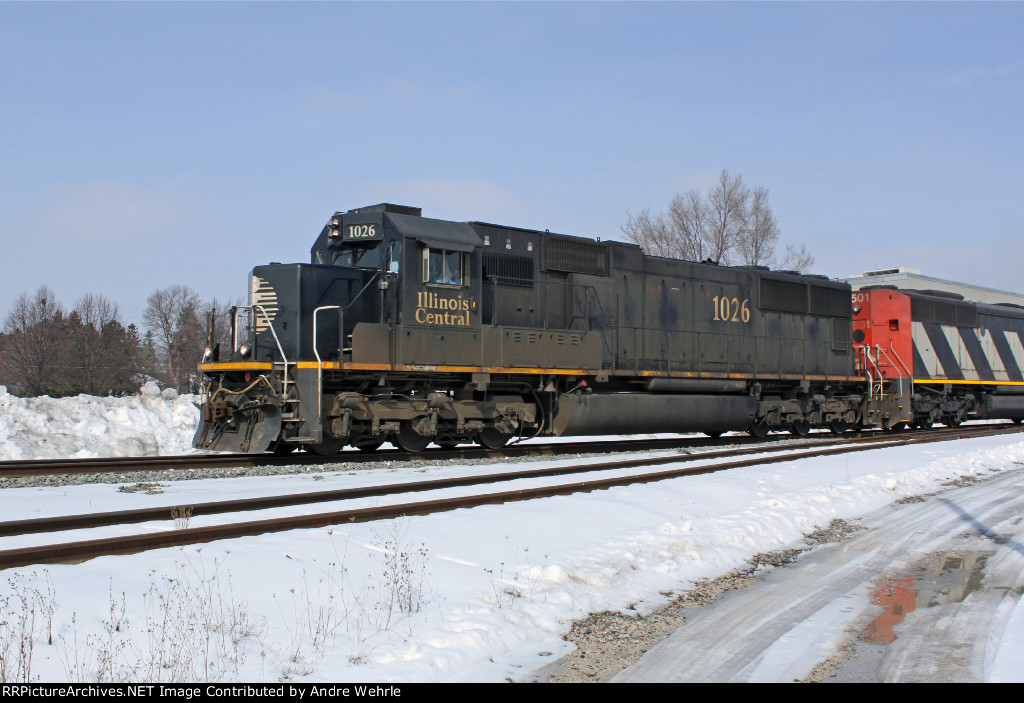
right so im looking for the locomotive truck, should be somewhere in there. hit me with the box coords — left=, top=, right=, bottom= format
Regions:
left=195, top=203, right=920, bottom=454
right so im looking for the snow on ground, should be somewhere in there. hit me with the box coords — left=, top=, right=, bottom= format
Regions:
left=0, top=383, right=200, bottom=460
left=1, top=389, right=1024, bottom=682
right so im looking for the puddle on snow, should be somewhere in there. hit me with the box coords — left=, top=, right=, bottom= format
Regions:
left=861, top=551, right=989, bottom=644
left=817, top=550, right=993, bottom=682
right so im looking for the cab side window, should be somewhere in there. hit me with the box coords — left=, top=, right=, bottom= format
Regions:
left=386, top=240, right=400, bottom=273
left=422, top=247, right=464, bottom=286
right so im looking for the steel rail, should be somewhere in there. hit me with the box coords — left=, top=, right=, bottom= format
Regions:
left=0, top=432, right=854, bottom=479
left=1, top=424, right=1021, bottom=571
left=0, top=432, right=907, bottom=538
left=7, top=423, right=1003, bottom=537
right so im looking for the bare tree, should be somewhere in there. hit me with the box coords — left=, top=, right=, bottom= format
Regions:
left=736, top=185, right=779, bottom=267
left=775, top=243, right=815, bottom=272
left=622, top=169, right=815, bottom=272
left=74, top=293, right=121, bottom=330
left=143, top=285, right=204, bottom=391
left=621, top=208, right=676, bottom=259
left=1, top=288, right=162, bottom=397
left=143, top=286, right=202, bottom=358
left=623, top=192, right=715, bottom=262
left=706, top=169, right=749, bottom=265
left=1, top=286, right=66, bottom=396
left=67, top=293, right=130, bottom=395
left=667, top=191, right=712, bottom=261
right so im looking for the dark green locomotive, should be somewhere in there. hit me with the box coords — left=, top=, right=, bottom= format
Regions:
left=194, top=204, right=909, bottom=454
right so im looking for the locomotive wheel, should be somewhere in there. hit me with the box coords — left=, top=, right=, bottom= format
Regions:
left=352, top=438, right=384, bottom=452
left=945, top=418, right=962, bottom=429
left=1014, top=418, right=1023, bottom=425
left=309, top=435, right=346, bottom=456
left=747, top=421, right=770, bottom=439
left=789, top=421, right=811, bottom=437
left=395, top=424, right=432, bottom=453
left=268, top=440, right=296, bottom=455
left=477, top=427, right=513, bottom=450
left=828, top=421, right=850, bottom=434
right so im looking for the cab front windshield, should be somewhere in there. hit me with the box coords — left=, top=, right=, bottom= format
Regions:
left=333, top=243, right=381, bottom=269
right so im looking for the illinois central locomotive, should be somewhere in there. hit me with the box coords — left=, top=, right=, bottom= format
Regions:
left=195, top=203, right=920, bottom=454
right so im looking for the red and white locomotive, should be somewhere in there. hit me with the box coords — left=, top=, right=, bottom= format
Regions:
left=852, top=287, right=1024, bottom=427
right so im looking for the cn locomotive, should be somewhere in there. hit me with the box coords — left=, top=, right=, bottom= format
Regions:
left=196, top=203, right=988, bottom=455
left=852, top=287, right=1024, bottom=428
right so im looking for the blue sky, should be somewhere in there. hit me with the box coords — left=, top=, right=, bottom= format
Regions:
left=2, top=2, right=1022, bottom=327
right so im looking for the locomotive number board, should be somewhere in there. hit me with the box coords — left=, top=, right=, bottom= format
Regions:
left=342, top=223, right=382, bottom=241
left=341, top=213, right=384, bottom=242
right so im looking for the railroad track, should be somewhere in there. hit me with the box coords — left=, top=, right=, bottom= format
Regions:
left=2, top=423, right=1015, bottom=478
left=0, top=432, right=862, bottom=480
left=2, top=423, right=1022, bottom=571
left=4, top=423, right=1014, bottom=480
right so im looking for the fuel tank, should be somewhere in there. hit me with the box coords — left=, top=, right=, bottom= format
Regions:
left=552, top=392, right=755, bottom=436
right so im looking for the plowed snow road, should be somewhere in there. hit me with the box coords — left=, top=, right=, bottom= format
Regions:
left=611, top=467, right=1024, bottom=683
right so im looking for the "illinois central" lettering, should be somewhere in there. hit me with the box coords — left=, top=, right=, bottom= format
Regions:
left=415, top=291, right=471, bottom=326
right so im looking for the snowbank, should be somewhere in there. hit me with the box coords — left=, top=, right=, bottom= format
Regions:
left=0, top=382, right=200, bottom=460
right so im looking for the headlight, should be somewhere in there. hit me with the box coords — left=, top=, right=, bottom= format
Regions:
left=238, top=342, right=252, bottom=359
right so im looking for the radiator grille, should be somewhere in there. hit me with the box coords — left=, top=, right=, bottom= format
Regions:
left=542, top=237, right=609, bottom=276
left=810, top=286, right=851, bottom=317
left=912, top=297, right=978, bottom=327
left=483, top=254, right=535, bottom=288
left=759, top=278, right=807, bottom=313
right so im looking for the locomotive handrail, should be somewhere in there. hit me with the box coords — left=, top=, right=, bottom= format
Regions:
left=860, top=345, right=873, bottom=399
left=855, top=344, right=881, bottom=400
left=312, top=304, right=342, bottom=430
left=233, top=304, right=291, bottom=399
left=869, top=349, right=882, bottom=399
left=872, top=345, right=905, bottom=399
left=888, top=340, right=913, bottom=386
left=873, top=345, right=902, bottom=397
left=488, top=275, right=534, bottom=289
left=310, top=271, right=384, bottom=435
